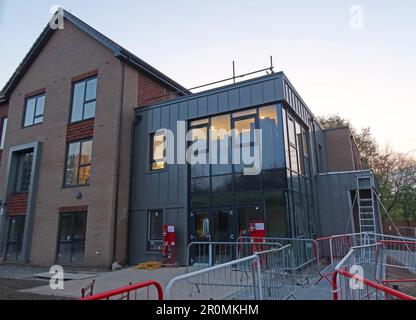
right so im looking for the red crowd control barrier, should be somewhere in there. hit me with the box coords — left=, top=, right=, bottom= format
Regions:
left=332, top=269, right=416, bottom=301
left=80, top=280, right=164, bottom=301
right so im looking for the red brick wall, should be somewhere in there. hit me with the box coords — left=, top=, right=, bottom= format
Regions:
left=66, top=119, right=94, bottom=142
left=8, top=193, right=28, bottom=216
left=138, top=72, right=177, bottom=107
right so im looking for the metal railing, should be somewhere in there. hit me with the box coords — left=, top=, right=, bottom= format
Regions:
left=335, top=243, right=382, bottom=282
left=80, top=280, right=164, bottom=300
left=237, top=236, right=317, bottom=277
left=186, top=241, right=282, bottom=272
left=256, top=247, right=296, bottom=300
left=166, top=245, right=294, bottom=300
left=332, top=269, right=416, bottom=300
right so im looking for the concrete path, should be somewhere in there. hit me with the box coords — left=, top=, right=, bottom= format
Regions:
left=23, top=267, right=187, bottom=299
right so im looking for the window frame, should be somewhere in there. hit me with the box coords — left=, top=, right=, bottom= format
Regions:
left=63, top=139, right=93, bottom=188
left=0, top=117, right=7, bottom=150
left=13, top=151, right=34, bottom=194
left=147, top=209, right=164, bottom=251
left=5, top=215, right=26, bottom=262
left=149, top=132, right=167, bottom=172
left=69, top=76, right=97, bottom=124
left=23, top=93, right=45, bottom=128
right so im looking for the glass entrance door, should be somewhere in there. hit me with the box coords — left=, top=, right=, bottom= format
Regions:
left=189, top=211, right=210, bottom=266
left=212, top=208, right=234, bottom=264
left=5, top=216, right=25, bottom=262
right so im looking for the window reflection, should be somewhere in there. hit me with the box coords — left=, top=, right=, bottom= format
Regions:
left=259, top=106, right=280, bottom=170
left=211, top=115, right=232, bottom=175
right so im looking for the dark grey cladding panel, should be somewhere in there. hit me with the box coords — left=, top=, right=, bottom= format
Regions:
left=179, top=101, right=188, bottom=121
left=152, top=107, right=161, bottom=132
left=229, top=89, right=239, bottom=109
left=207, top=94, right=218, bottom=114
left=197, top=96, right=208, bottom=118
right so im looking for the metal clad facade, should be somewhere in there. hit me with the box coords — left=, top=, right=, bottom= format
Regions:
left=130, top=73, right=336, bottom=264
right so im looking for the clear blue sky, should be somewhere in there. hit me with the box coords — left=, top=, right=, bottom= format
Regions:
left=1, top=0, right=415, bottom=156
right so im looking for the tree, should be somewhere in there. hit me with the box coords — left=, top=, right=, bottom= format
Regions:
left=318, top=114, right=416, bottom=225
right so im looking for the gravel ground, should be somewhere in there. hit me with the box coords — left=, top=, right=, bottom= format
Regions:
left=0, top=278, right=71, bottom=300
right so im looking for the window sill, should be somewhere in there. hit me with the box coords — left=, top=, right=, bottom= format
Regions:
left=69, top=118, right=95, bottom=126
left=62, top=184, right=90, bottom=189
left=147, top=168, right=167, bottom=174
left=21, top=122, right=43, bottom=129
left=10, top=192, right=29, bottom=196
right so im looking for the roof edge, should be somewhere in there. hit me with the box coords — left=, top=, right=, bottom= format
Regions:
left=0, top=9, right=189, bottom=101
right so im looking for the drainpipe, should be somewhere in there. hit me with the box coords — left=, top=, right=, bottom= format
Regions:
left=126, top=113, right=141, bottom=264
left=112, top=62, right=126, bottom=264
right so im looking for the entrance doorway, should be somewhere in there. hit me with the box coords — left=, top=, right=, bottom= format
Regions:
left=5, top=216, right=25, bottom=262
left=189, top=205, right=265, bottom=266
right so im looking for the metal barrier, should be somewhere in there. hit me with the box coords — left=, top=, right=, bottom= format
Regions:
left=377, top=240, right=416, bottom=296
left=80, top=280, right=164, bottom=300
left=335, top=243, right=382, bottom=282
left=238, top=237, right=318, bottom=278
left=186, top=241, right=282, bottom=272
left=166, top=245, right=294, bottom=300
left=332, top=269, right=416, bottom=300
left=256, top=247, right=297, bottom=300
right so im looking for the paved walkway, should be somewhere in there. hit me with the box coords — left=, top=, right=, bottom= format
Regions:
left=23, top=266, right=187, bottom=299
left=0, top=265, right=333, bottom=300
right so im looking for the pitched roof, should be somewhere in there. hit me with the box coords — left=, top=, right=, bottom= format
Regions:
left=0, top=9, right=190, bottom=103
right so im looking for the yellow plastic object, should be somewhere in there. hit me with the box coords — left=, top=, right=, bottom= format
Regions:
left=137, top=261, right=162, bottom=270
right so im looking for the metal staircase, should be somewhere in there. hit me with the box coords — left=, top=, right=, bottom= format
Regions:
left=356, top=175, right=378, bottom=237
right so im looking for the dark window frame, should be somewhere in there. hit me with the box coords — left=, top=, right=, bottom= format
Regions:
left=63, top=138, right=93, bottom=187
left=149, top=132, right=167, bottom=172
left=69, top=76, right=97, bottom=124
left=0, top=117, right=7, bottom=150
left=22, top=93, right=45, bottom=128
left=13, top=151, right=34, bottom=194
left=56, top=211, right=87, bottom=265
left=147, top=209, right=164, bottom=251
left=5, top=215, right=26, bottom=262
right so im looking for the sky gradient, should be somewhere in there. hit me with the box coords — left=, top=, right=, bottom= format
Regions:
left=0, top=0, right=415, bottom=156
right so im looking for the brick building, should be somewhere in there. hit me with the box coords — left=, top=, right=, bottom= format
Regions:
left=0, top=10, right=381, bottom=268
left=0, top=10, right=188, bottom=267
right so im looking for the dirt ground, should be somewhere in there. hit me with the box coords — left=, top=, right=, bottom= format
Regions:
left=0, top=278, right=70, bottom=300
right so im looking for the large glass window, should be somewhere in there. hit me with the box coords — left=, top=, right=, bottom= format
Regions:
left=150, top=132, right=166, bottom=171
left=211, top=114, right=232, bottom=175
left=0, top=117, right=7, bottom=150
left=259, top=106, right=280, bottom=170
left=14, top=151, right=33, bottom=193
left=233, top=114, right=256, bottom=174
left=57, top=212, right=87, bottom=265
left=70, top=77, right=97, bottom=123
left=265, top=191, right=287, bottom=237
left=24, top=94, right=45, bottom=127
left=148, top=210, right=163, bottom=251
left=64, top=140, right=92, bottom=186
left=189, top=105, right=287, bottom=213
